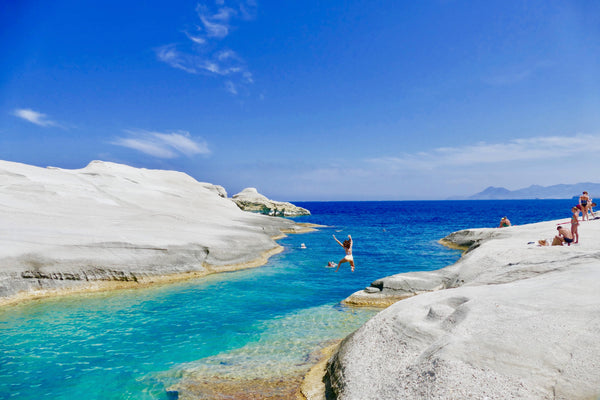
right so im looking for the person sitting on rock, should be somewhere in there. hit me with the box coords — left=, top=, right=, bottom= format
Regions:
left=554, top=225, right=574, bottom=246
left=498, top=216, right=511, bottom=227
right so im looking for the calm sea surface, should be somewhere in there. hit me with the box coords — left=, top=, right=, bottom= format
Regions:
left=0, top=200, right=574, bottom=399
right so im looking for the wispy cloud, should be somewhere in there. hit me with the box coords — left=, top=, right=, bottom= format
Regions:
left=198, top=5, right=235, bottom=38
left=13, top=108, right=61, bottom=127
left=155, top=45, right=199, bottom=74
left=156, top=0, right=256, bottom=95
left=368, top=134, right=600, bottom=171
left=156, top=44, right=247, bottom=77
left=282, top=133, right=600, bottom=200
left=483, top=61, right=553, bottom=86
left=111, top=130, right=210, bottom=158
left=225, top=80, right=238, bottom=95
left=185, top=33, right=207, bottom=45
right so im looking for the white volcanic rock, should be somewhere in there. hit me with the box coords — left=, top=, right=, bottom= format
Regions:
left=200, top=182, right=228, bottom=198
left=231, top=187, right=310, bottom=217
left=327, top=219, right=600, bottom=399
left=0, top=160, right=304, bottom=302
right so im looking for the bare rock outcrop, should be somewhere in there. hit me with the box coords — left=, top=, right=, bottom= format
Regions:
left=326, top=219, right=600, bottom=399
left=0, top=160, right=306, bottom=304
left=344, top=227, right=516, bottom=307
left=231, top=187, right=310, bottom=217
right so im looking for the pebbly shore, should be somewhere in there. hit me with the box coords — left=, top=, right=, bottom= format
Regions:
left=305, top=216, right=600, bottom=399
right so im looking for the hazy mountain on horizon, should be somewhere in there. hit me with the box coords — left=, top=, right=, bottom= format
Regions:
left=449, top=182, right=600, bottom=200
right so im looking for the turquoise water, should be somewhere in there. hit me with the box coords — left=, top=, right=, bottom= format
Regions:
left=0, top=200, right=574, bottom=399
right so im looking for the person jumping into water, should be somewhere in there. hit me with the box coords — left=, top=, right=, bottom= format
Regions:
left=333, top=234, right=354, bottom=272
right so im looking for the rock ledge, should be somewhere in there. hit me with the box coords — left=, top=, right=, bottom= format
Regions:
left=231, top=187, right=310, bottom=217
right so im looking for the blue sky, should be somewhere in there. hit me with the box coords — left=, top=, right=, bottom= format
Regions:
left=1, top=0, right=599, bottom=200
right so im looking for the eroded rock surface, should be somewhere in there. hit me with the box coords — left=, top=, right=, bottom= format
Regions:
left=328, top=219, right=600, bottom=399
left=0, top=160, right=305, bottom=303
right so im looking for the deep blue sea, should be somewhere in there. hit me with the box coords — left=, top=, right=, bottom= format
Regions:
left=0, top=200, right=574, bottom=399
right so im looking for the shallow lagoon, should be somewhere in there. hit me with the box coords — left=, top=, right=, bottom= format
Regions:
left=0, top=200, right=573, bottom=399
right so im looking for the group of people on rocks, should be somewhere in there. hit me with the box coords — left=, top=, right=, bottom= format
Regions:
left=553, top=191, right=596, bottom=246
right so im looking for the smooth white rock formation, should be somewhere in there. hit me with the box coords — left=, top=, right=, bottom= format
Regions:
left=327, top=218, right=600, bottom=399
left=231, top=187, right=310, bottom=217
left=0, top=160, right=305, bottom=302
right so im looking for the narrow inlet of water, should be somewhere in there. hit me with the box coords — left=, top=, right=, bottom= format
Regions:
left=0, top=200, right=574, bottom=399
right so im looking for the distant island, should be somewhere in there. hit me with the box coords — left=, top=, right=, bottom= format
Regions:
left=449, top=182, right=600, bottom=200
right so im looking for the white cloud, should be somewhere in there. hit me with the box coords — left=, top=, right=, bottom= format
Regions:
left=201, top=61, right=220, bottom=74
left=156, top=1, right=257, bottom=95
left=200, top=15, right=230, bottom=38
left=217, top=49, right=237, bottom=61
left=151, top=131, right=209, bottom=156
left=156, top=45, right=199, bottom=73
left=484, top=61, right=553, bottom=86
left=225, top=81, right=238, bottom=95
left=242, top=71, right=254, bottom=83
left=206, top=5, right=236, bottom=20
left=186, top=32, right=207, bottom=45
left=112, top=130, right=210, bottom=158
left=13, top=108, right=60, bottom=127
left=368, top=134, right=600, bottom=171
left=239, top=0, right=257, bottom=20
left=156, top=44, right=246, bottom=78
left=196, top=5, right=238, bottom=38
left=221, top=132, right=600, bottom=200
left=113, top=137, right=177, bottom=158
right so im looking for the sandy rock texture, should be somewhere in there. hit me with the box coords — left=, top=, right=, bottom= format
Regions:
left=0, top=160, right=310, bottom=304
left=326, top=218, right=600, bottom=399
left=232, top=187, right=311, bottom=216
